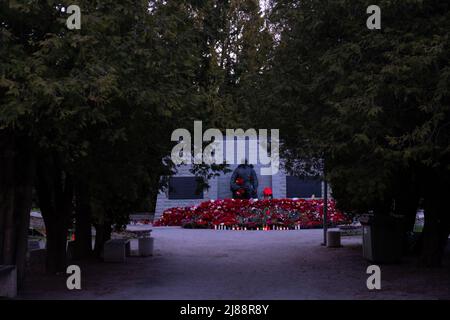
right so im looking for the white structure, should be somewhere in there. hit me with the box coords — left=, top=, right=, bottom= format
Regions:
left=155, top=138, right=329, bottom=219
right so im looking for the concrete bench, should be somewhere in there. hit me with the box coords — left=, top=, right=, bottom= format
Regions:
left=138, top=237, right=154, bottom=257
left=327, top=230, right=342, bottom=248
left=0, top=265, right=17, bottom=298
left=103, top=239, right=131, bottom=262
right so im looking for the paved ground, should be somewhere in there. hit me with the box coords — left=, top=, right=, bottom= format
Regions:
left=20, top=228, right=450, bottom=300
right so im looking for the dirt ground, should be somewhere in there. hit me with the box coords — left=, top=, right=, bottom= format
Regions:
left=20, top=227, right=450, bottom=300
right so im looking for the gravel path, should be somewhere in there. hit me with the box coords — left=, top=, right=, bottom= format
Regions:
left=20, top=227, right=450, bottom=300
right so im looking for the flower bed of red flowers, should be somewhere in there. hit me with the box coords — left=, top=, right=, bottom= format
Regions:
left=154, top=198, right=349, bottom=229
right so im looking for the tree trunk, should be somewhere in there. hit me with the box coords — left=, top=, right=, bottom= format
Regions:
left=44, top=218, right=70, bottom=273
left=13, top=138, right=35, bottom=286
left=419, top=175, right=450, bottom=266
left=0, top=133, right=35, bottom=287
left=394, top=191, right=420, bottom=255
left=419, top=211, right=448, bottom=266
left=36, top=153, right=73, bottom=274
left=73, top=181, right=92, bottom=260
left=94, top=219, right=112, bottom=258
left=0, top=133, right=16, bottom=265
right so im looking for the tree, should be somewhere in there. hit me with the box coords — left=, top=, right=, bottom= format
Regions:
left=1, top=0, right=210, bottom=274
left=261, top=0, right=450, bottom=265
left=2, top=0, right=263, bottom=278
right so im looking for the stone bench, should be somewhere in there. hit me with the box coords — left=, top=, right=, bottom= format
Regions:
left=0, top=265, right=17, bottom=298
left=338, top=224, right=363, bottom=236
left=138, top=237, right=154, bottom=256
left=103, top=239, right=131, bottom=262
left=126, top=227, right=153, bottom=257
left=327, top=230, right=342, bottom=248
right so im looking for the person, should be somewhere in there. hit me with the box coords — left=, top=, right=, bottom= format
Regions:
left=230, top=160, right=258, bottom=199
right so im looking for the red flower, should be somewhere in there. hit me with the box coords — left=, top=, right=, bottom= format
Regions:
left=263, top=187, right=273, bottom=196
left=155, top=198, right=349, bottom=229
